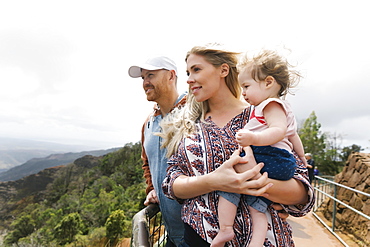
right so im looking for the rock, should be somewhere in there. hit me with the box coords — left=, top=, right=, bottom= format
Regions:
left=321, top=152, right=370, bottom=246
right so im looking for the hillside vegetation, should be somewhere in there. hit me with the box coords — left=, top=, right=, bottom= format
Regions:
left=0, top=142, right=146, bottom=246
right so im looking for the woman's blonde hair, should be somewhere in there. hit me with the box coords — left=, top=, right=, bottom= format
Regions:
left=238, top=49, right=301, bottom=98
left=158, top=44, right=240, bottom=157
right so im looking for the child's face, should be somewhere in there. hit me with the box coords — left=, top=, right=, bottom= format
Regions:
left=238, top=67, right=268, bottom=106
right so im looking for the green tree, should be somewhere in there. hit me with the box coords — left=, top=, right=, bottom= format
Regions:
left=54, top=212, right=85, bottom=245
left=99, top=142, right=143, bottom=187
left=324, top=132, right=342, bottom=161
left=298, top=112, right=363, bottom=175
left=105, top=209, right=126, bottom=245
left=4, top=215, right=35, bottom=245
left=340, top=144, right=364, bottom=162
left=319, top=132, right=343, bottom=175
left=121, top=183, right=146, bottom=221
left=36, top=208, right=64, bottom=245
left=298, top=111, right=326, bottom=162
left=46, top=164, right=75, bottom=204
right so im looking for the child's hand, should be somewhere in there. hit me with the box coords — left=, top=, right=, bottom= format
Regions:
left=300, top=156, right=309, bottom=168
left=236, top=129, right=257, bottom=146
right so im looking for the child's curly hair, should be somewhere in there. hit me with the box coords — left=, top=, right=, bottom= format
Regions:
left=238, top=49, right=301, bottom=98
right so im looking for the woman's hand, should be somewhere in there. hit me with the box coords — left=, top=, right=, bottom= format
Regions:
left=210, top=146, right=273, bottom=196
left=271, top=203, right=289, bottom=220
left=172, top=147, right=272, bottom=199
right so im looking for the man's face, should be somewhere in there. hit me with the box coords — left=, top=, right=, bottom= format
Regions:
left=141, top=69, right=170, bottom=102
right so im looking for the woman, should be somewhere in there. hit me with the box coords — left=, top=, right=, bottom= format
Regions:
left=160, top=44, right=314, bottom=246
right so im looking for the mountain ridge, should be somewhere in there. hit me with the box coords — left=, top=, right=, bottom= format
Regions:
left=0, top=137, right=113, bottom=170
left=0, top=147, right=121, bottom=182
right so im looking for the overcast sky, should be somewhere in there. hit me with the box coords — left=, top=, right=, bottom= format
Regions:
left=0, top=0, right=369, bottom=152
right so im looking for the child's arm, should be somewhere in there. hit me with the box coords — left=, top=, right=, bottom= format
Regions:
left=236, top=101, right=287, bottom=147
left=289, top=132, right=308, bottom=167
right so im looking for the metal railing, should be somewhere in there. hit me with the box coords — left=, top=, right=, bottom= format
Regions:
left=312, top=175, right=370, bottom=247
left=131, top=176, right=370, bottom=246
left=130, top=204, right=167, bottom=247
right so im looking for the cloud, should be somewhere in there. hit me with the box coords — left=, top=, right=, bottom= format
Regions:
left=0, top=29, right=72, bottom=93
left=0, top=0, right=369, bottom=153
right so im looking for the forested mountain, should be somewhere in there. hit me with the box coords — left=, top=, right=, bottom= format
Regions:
left=0, top=148, right=121, bottom=182
left=0, top=142, right=146, bottom=246
left=0, top=149, right=57, bottom=173
left=0, top=137, right=101, bottom=171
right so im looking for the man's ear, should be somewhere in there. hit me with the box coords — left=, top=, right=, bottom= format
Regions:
left=265, top=76, right=276, bottom=88
left=169, top=70, right=177, bottom=81
left=220, top=63, right=230, bottom=78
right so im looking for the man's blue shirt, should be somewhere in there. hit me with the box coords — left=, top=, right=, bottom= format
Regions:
left=142, top=93, right=186, bottom=245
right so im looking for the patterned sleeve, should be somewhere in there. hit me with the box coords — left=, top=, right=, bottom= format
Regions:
left=281, top=151, right=315, bottom=216
left=162, top=140, right=187, bottom=204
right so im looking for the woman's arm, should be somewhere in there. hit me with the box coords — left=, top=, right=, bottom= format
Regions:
left=166, top=146, right=310, bottom=206
left=264, top=177, right=308, bottom=205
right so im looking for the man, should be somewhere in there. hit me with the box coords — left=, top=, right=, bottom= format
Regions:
left=128, top=56, right=186, bottom=246
left=305, top=153, right=315, bottom=184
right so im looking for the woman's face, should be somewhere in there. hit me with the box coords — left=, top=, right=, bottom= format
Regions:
left=186, top=54, right=224, bottom=102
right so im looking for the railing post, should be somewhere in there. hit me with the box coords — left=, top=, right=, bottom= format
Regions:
left=131, top=204, right=161, bottom=247
left=331, top=184, right=337, bottom=232
left=311, top=175, right=370, bottom=246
